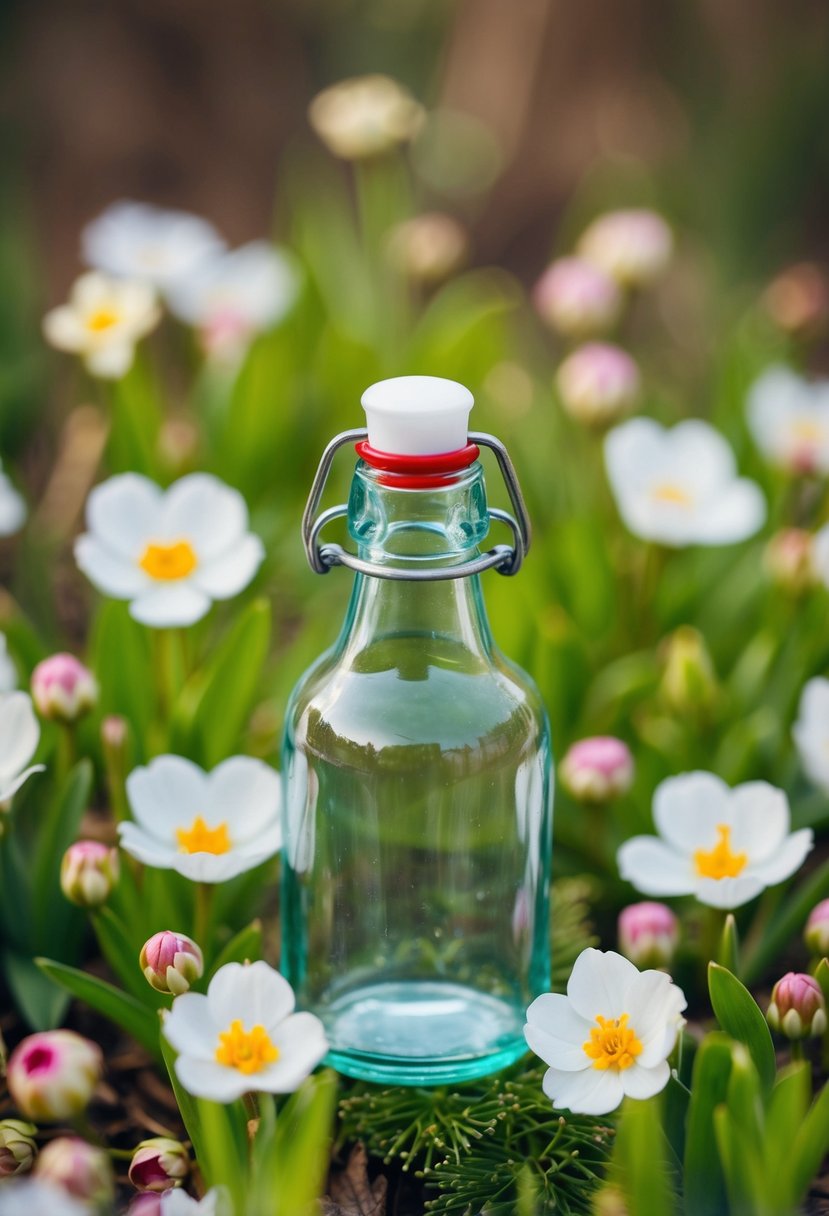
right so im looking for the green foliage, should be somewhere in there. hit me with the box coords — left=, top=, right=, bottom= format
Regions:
left=36, top=956, right=161, bottom=1058
left=708, top=963, right=776, bottom=1094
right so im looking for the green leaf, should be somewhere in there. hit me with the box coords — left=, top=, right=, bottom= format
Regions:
left=815, top=956, right=829, bottom=1009
left=684, top=1033, right=734, bottom=1216
left=91, top=907, right=166, bottom=1008
left=788, top=1079, right=829, bottom=1209
left=90, top=602, right=154, bottom=751
left=612, top=1095, right=677, bottom=1216
left=207, top=920, right=263, bottom=979
left=713, top=1104, right=769, bottom=1216
left=708, top=962, right=776, bottom=1094
left=764, top=1063, right=811, bottom=1213
left=32, top=759, right=92, bottom=951
left=719, top=913, right=740, bottom=976
left=3, top=950, right=70, bottom=1030
left=159, top=1031, right=210, bottom=1167
left=261, top=1071, right=338, bottom=1216
left=36, top=957, right=161, bottom=1058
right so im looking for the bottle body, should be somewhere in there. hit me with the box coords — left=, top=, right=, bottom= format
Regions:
left=281, top=459, right=552, bottom=1084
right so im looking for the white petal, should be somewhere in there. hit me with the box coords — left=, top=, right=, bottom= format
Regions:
left=126, top=755, right=208, bottom=839
left=86, top=341, right=136, bottom=379
left=542, top=1064, right=625, bottom=1115
left=174, top=1055, right=251, bottom=1102
left=117, top=821, right=178, bottom=867
left=191, top=534, right=264, bottom=599
left=129, top=583, right=211, bottom=627
left=257, top=1011, right=329, bottom=1092
left=689, top=479, right=766, bottom=544
left=525, top=994, right=593, bottom=1070
left=170, top=851, right=263, bottom=883
left=605, top=418, right=668, bottom=491
left=0, top=692, right=40, bottom=784
left=566, top=949, right=638, bottom=1022
left=653, top=771, right=731, bottom=852
left=694, top=874, right=765, bottom=909
left=163, top=992, right=218, bottom=1058
left=0, top=476, right=26, bottom=536
left=667, top=420, right=737, bottom=492
left=728, top=781, right=790, bottom=861
left=206, top=757, right=281, bottom=840
left=159, top=474, right=249, bottom=561
left=794, top=678, right=829, bottom=790
left=625, top=973, right=685, bottom=1067
left=621, top=1060, right=671, bottom=1100
left=86, top=473, right=163, bottom=560
left=749, top=829, right=813, bottom=885
left=207, top=961, right=295, bottom=1033
left=43, top=305, right=89, bottom=352
left=617, top=837, right=697, bottom=896
left=74, top=534, right=149, bottom=598
left=0, top=764, right=46, bottom=802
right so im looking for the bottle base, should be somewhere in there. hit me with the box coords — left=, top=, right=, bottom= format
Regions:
left=320, top=979, right=529, bottom=1085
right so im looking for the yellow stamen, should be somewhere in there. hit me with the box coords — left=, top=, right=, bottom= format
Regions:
left=651, top=481, right=692, bottom=506
left=694, top=823, right=747, bottom=879
left=583, top=1013, right=643, bottom=1071
left=86, top=308, right=120, bottom=332
left=790, top=418, right=823, bottom=444
left=215, top=1019, right=279, bottom=1075
left=176, top=816, right=231, bottom=855
left=139, top=539, right=198, bottom=581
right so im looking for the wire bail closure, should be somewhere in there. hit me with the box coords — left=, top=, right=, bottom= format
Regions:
left=301, top=427, right=532, bottom=581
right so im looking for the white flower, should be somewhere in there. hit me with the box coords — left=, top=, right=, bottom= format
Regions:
left=0, top=460, right=25, bottom=536
left=604, top=417, right=765, bottom=546
left=793, top=677, right=829, bottom=792
left=43, top=272, right=160, bottom=379
left=577, top=209, right=673, bottom=288
left=160, top=1188, right=227, bottom=1215
left=163, top=961, right=328, bottom=1101
left=166, top=242, right=299, bottom=362
left=747, top=365, right=829, bottom=475
left=121, top=755, right=281, bottom=883
left=0, top=1180, right=90, bottom=1216
left=81, top=201, right=225, bottom=291
left=308, top=74, right=424, bottom=160
left=525, top=948, right=686, bottom=1116
left=617, top=772, right=813, bottom=910
left=0, top=693, right=45, bottom=805
left=0, top=634, right=17, bottom=691
left=74, top=472, right=264, bottom=627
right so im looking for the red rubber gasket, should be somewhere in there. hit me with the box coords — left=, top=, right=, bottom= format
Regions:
left=355, top=441, right=480, bottom=488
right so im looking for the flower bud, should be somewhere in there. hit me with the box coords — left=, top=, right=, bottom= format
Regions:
left=140, top=931, right=204, bottom=996
left=805, top=898, right=829, bottom=957
left=559, top=736, right=634, bottom=804
left=0, top=1120, right=37, bottom=1178
left=7, top=1031, right=102, bottom=1122
left=618, top=901, right=679, bottom=968
left=764, top=529, right=817, bottom=594
left=555, top=342, right=640, bottom=426
left=128, top=1137, right=189, bottom=1193
left=60, top=841, right=119, bottom=908
left=660, top=626, right=718, bottom=715
left=386, top=213, right=468, bottom=284
left=308, top=75, right=424, bottom=160
left=534, top=257, right=621, bottom=338
left=35, top=1137, right=114, bottom=1206
left=763, top=262, right=829, bottom=339
left=577, top=209, right=673, bottom=289
left=767, top=972, right=827, bottom=1039
left=30, top=654, right=97, bottom=725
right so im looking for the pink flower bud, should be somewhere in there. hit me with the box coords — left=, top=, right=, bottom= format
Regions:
left=534, top=257, right=621, bottom=338
left=60, top=840, right=119, bottom=908
left=7, top=1031, right=102, bottom=1121
left=555, top=342, right=640, bottom=426
left=35, top=1137, right=114, bottom=1206
left=559, top=736, right=634, bottom=804
left=140, top=931, right=204, bottom=996
left=805, top=898, right=829, bottom=957
left=618, top=901, right=679, bottom=968
left=767, top=972, right=827, bottom=1039
left=101, top=714, right=127, bottom=750
left=577, top=209, right=673, bottom=288
left=30, top=654, right=97, bottom=725
left=764, top=529, right=816, bottom=593
left=764, top=262, right=829, bottom=338
left=0, top=1120, right=37, bottom=1177
left=386, top=213, right=468, bottom=284
left=128, top=1137, right=189, bottom=1193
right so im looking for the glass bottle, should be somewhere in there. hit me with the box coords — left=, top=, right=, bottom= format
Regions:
left=281, top=376, right=552, bottom=1085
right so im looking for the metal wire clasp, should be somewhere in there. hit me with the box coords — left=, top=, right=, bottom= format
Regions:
left=301, top=428, right=532, bottom=581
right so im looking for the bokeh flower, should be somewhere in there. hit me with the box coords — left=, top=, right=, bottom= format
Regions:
left=386, top=213, right=468, bottom=284
left=763, top=263, right=829, bottom=338
left=140, top=931, right=204, bottom=996
left=618, top=902, right=679, bottom=969
left=0, top=634, right=17, bottom=692
left=525, top=948, right=686, bottom=1115
left=617, top=771, right=813, bottom=909
left=807, top=524, right=829, bottom=598
left=129, top=1138, right=189, bottom=1193
left=604, top=417, right=765, bottom=546
left=747, top=365, right=829, bottom=475
left=0, top=1180, right=90, bottom=1216
left=577, top=209, right=673, bottom=288
left=805, top=898, right=829, bottom=956
left=764, top=528, right=817, bottom=593
left=75, top=472, right=264, bottom=627
left=0, top=461, right=26, bottom=537
left=166, top=241, right=299, bottom=363
left=121, top=755, right=281, bottom=882
left=31, top=654, right=98, bottom=724
left=534, top=257, right=621, bottom=338
left=128, top=1189, right=227, bottom=1215
left=555, top=342, right=640, bottom=426
left=7, top=1031, right=102, bottom=1122
left=308, top=74, right=424, bottom=160
left=0, top=1121, right=37, bottom=1178
left=81, top=201, right=225, bottom=291
left=659, top=626, right=719, bottom=715
left=60, top=841, right=119, bottom=908
left=163, top=961, right=328, bottom=1101
left=793, top=678, right=829, bottom=793
left=767, top=972, right=827, bottom=1039
left=0, top=692, right=45, bottom=805
left=43, top=272, right=160, bottom=379
left=34, top=1138, right=114, bottom=1207
left=559, top=737, right=634, bottom=804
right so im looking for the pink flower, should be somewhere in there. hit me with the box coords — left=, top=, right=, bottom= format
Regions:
left=618, top=901, right=679, bottom=968
left=805, top=898, right=829, bottom=957
left=559, top=736, right=634, bottom=803
left=31, top=654, right=97, bottom=725
left=60, top=840, right=119, bottom=907
left=764, top=529, right=816, bottom=593
left=129, top=1137, right=189, bottom=1193
left=533, top=257, right=621, bottom=337
left=7, top=1031, right=102, bottom=1121
left=556, top=342, right=640, bottom=426
left=34, top=1137, right=114, bottom=1206
left=767, top=972, right=827, bottom=1039
left=140, top=931, right=204, bottom=996
left=578, top=209, right=673, bottom=288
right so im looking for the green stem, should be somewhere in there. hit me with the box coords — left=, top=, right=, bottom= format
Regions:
left=790, top=1039, right=804, bottom=1062
left=195, top=882, right=213, bottom=947
left=56, top=724, right=76, bottom=786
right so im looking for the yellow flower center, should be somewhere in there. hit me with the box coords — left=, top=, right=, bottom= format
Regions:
left=694, top=823, right=747, bottom=879
left=215, top=1019, right=279, bottom=1075
left=790, top=418, right=823, bottom=444
left=651, top=481, right=692, bottom=507
left=139, top=540, right=198, bottom=581
left=583, top=1013, right=643, bottom=1071
left=86, top=307, right=121, bottom=333
left=176, top=816, right=231, bottom=855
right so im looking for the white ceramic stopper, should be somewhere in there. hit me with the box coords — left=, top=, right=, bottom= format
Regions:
left=361, top=375, right=474, bottom=455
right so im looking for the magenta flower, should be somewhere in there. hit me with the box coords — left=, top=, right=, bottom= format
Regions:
left=60, top=840, right=119, bottom=908
left=556, top=342, right=640, bottom=426
left=140, top=931, right=204, bottom=996
left=618, top=901, right=679, bottom=968
left=534, top=257, right=621, bottom=338
left=767, top=972, right=827, bottom=1039
left=7, top=1031, right=102, bottom=1122
left=34, top=1137, right=114, bottom=1206
left=129, top=1137, right=189, bottom=1193
left=31, top=654, right=98, bottom=725
left=559, top=736, right=634, bottom=804
left=805, top=898, right=829, bottom=957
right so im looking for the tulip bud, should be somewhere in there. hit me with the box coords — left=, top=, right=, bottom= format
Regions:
left=533, top=257, right=621, bottom=338
left=386, top=213, right=468, bottom=285
left=559, top=736, right=634, bottom=804
left=555, top=342, right=640, bottom=427
left=7, top=1031, right=102, bottom=1122
left=764, top=529, right=817, bottom=594
left=35, top=1137, right=114, bottom=1206
left=0, top=1120, right=37, bottom=1178
left=767, top=972, right=827, bottom=1039
left=763, top=262, right=829, bottom=339
left=577, top=209, right=673, bottom=289
left=60, top=841, right=119, bottom=908
left=30, top=654, right=97, bottom=725
left=140, top=931, right=204, bottom=996
left=660, top=626, right=718, bottom=715
left=618, top=901, right=679, bottom=969
left=128, top=1137, right=189, bottom=1193
left=308, top=75, right=424, bottom=160
left=805, top=899, right=829, bottom=958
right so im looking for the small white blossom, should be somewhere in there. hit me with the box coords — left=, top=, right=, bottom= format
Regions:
left=604, top=417, right=765, bottom=546
left=81, top=201, right=225, bottom=291
left=793, top=677, right=829, bottom=793
left=525, top=948, right=686, bottom=1116
left=747, top=365, right=829, bottom=475
left=308, top=75, right=424, bottom=160
left=0, top=692, right=44, bottom=805
left=0, top=461, right=25, bottom=537
left=618, top=772, right=813, bottom=909
left=121, top=755, right=281, bottom=883
left=0, top=1180, right=90, bottom=1216
left=75, top=472, right=264, bottom=627
left=163, top=961, right=327, bottom=1101
left=160, top=1189, right=227, bottom=1214
left=43, top=272, right=160, bottom=379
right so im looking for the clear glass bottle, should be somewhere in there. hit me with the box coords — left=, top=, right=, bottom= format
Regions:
left=281, top=378, right=552, bottom=1085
